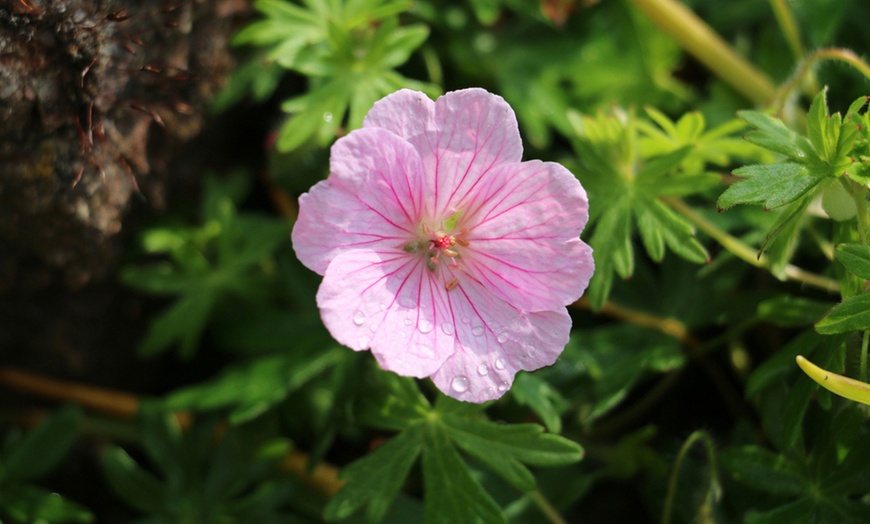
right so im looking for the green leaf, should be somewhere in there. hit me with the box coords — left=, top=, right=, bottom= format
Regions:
left=138, top=290, right=217, bottom=359
left=807, top=87, right=830, bottom=160
left=442, top=416, right=583, bottom=491
left=101, top=446, right=168, bottom=513
left=164, top=348, right=343, bottom=423
left=757, top=296, right=834, bottom=327
left=720, top=446, right=804, bottom=496
left=586, top=202, right=633, bottom=310
left=0, top=483, right=93, bottom=523
left=323, top=427, right=422, bottom=522
left=119, top=264, right=193, bottom=296
left=2, top=406, right=82, bottom=482
left=634, top=196, right=708, bottom=263
left=835, top=243, right=870, bottom=280
left=718, top=163, right=820, bottom=210
left=422, top=424, right=505, bottom=524
left=360, top=372, right=430, bottom=431
left=816, top=292, right=870, bottom=334
left=737, top=110, right=812, bottom=159
left=510, top=373, right=566, bottom=434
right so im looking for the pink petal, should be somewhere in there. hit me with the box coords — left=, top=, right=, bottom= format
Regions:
left=363, top=89, right=437, bottom=151
left=364, top=88, right=525, bottom=220
left=316, top=250, right=458, bottom=378
left=291, top=128, right=424, bottom=275
left=428, top=274, right=572, bottom=403
left=431, top=88, right=523, bottom=218
left=462, top=160, right=594, bottom=312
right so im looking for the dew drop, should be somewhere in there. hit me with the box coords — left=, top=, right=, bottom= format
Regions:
left=496, top=332, right=508, bottom=344
left=379, top=302, right=388, bottom=311
left=461, top=316, right=471, bottom=324
left=323, top=111, right=334, bottom=123
left=358, top=335, right=371, bottom=349
left=419, top=344, right=435, bottom=358
left=399, top=296, right=416, bottom=309
left=451, top=375, right=470, bottom=393
left=471, top=325, right=484, bottom=337
left=418, top=318, right=434, bottom=334
left=441, top=323, right=455, bottom=336
left=494, top=358, right=506, bottom=370
left=497, top=381, right=509, bottom=392
left=403, top=318, right=413, bottom=326
left=352, top=310, right=366, bottom=326
left=476, top=364, right=488, bottom=376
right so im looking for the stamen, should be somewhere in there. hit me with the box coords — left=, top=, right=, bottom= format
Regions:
left=445, top=278, right=459, bottom=291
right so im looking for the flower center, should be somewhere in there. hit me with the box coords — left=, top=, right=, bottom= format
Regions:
left=402, top=212, right=471, bottom=290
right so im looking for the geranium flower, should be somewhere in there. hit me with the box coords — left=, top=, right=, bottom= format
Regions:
left=291, top=88, right=594, bottom=402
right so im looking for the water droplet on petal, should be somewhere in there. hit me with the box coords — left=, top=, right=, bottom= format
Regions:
left=461, top=316, right=471, bottom=324
left=403, top=318, right=413, bottom=326
left=353, top=310, right=366, bottom=326
left=496, top=332, right=508, bottom=344
left=497, top=381, right=509, bottom=392
left=419, top=344, right=435, bottom=358
left=418, top=318, right=434, bottom=334
left=471, top=325, right=484, bottom=337
left=358, top=335, right=371, bottom=349
left=379, top=302, right=388, bottom=311
left=476, top=364, right=488, bottom=376
left=494, top=358, right=506, bottom=370
left=451, top=375, right=470, bottom=393
left=442, top=323, right=455, bottom=335
left=399, top=296, right=416, bottom=309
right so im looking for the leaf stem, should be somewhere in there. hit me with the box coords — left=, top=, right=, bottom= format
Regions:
left=862, top=331, right=869, bottom=384
left=529, top=488, right=568, bottom=524
left=769, top=0, right=805, bottom=62
left=661, top=430, right=720, bottom=524
left=629, top=0, right=776, bottom=105
left=773, top=48, right=870, bottom=112
left=664, top=197, right=841, bottom=293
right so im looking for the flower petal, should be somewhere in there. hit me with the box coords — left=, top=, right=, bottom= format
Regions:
left=429, top=274, right=571, bottom=403
left=462, top=160, right=594, bottom=311
left=363, top=88, right=437, bottom=151
left=291, top=128, right=424, bottom=275
left=316, top=250, right=458, bottom=378
left=431, top=88, right=523, bottom=218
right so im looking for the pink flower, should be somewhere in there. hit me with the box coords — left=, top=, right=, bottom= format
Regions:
left=291, top=88, right=594, bottom=402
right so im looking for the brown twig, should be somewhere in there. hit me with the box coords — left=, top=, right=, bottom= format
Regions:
left=0, top=367, right=344, bottom=496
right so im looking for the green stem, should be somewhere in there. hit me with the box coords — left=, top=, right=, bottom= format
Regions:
left=861, top=331, right=869, bottom=384
left=530, top=489, right=567, bottom=524
left=773, top=48, right=870, bottom=112
left=661, top=430, right=720, bottom=524
left=769, top=0, right=804, bottom=61
left=629, top=0, right=776, bottom=105
left=664, top=197, right=841, bottom=293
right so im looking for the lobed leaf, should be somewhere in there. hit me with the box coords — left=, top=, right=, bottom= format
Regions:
left=442, top=415, right=583, bottom=491
left=324, top=428, right=422, bottom=522
left=816, top=292, right=870, bottom=334
left=422, top=424, right=506, bottom=524
left=718, top=163, right=820, bottom=211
